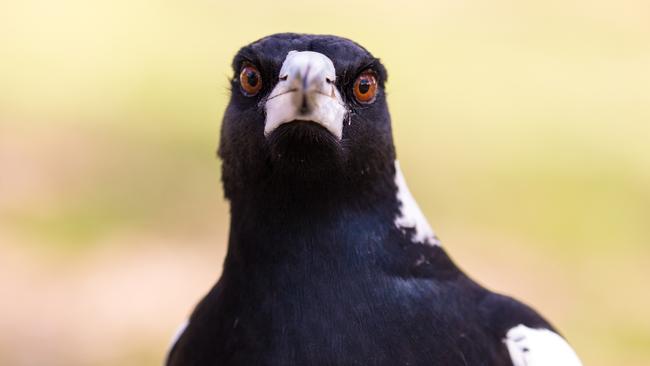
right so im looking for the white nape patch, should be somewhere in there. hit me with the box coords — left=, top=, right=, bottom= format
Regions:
left=264, top=50, right=348, bottom=139
left=504, top=325, right=582, bottom=366
left=167, top=320, right=188, bottom=353
left=393, top=161, right=439, bottom=246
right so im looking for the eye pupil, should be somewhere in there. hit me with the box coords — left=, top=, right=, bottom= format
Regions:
left=358, top=79, right=370, bottom=94
left=246, top=71, right=258, bottom=87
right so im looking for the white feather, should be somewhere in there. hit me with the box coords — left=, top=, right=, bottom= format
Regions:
left=393, top=161, right=439, bottom=246
left=167, top=320, right=188, bottom=354
left=504, top=324, right=582, bottom=366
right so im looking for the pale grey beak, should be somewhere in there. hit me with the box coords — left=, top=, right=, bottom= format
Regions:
left=264, top=51, right=347, bottom=139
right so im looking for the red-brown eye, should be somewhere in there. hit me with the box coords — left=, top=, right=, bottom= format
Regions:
left=239, top=65, right=262, bottom=96
left=353, top=71, right=378, bottom=103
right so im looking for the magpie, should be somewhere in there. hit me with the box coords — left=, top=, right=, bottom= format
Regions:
left=166, top=33, right=582, bottom=366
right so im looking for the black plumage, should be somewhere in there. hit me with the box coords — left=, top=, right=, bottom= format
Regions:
left=167, top=33, right=576, bottom=366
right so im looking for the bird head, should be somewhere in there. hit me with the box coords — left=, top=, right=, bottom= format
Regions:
left=219, top=33, right=395, bottom=201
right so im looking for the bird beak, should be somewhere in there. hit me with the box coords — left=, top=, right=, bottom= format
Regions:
left=264, top=51, right=348, bottom=140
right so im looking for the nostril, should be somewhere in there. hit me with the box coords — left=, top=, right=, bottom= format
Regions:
left=325, top=77, right=334, bottom=84
left=279, top=75, right=288, bottom=81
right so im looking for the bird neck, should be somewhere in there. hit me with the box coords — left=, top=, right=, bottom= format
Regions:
left=222, top=165, right=400, bottom=272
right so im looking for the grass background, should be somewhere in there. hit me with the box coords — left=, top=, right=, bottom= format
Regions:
left=1, top=0, right=649, bottom=365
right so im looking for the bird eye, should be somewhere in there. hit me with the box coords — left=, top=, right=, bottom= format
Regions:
left=239, top=65, right=262, bottom=96
left=353, top=71, right=378, bottom=104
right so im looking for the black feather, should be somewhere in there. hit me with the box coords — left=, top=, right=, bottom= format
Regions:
left=168, top=33, right=558, bottom=366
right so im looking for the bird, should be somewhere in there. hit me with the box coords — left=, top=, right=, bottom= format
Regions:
left=166, top=33, right=582, bottom=366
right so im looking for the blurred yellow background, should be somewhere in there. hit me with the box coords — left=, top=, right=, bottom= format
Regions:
left=1, top=0, right=649, bottom=365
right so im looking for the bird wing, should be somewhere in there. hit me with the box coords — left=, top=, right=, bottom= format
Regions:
left=504, top=324, right=582, bottom=366
left=479, top=292, right=582, bottom=366
left=165, top=320, right=189, bottom=364
left=166, top=280, right=223, bottom=366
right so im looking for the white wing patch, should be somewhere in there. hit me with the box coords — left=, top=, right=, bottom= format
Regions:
left=167, top=320, right=189, bottom=354
left=393, top=161, right=439, bottom=246
left=504, top=324, right=582, bottom=366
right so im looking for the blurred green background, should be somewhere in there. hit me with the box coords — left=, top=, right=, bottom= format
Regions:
left=1, top=0, right=649, bottom=365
